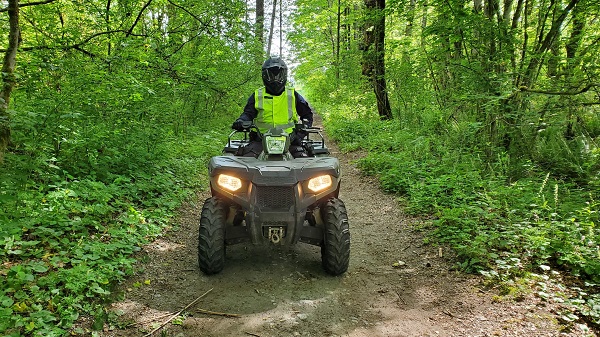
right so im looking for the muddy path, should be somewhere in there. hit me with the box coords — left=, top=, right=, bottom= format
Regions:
left=98, top=118, right=595, bottom=337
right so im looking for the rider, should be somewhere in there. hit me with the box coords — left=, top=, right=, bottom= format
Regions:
left=232, top=56, right=314, bottom=158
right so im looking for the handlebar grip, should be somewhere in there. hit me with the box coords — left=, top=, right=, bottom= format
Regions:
left=241, top=121, right=253, bottom=129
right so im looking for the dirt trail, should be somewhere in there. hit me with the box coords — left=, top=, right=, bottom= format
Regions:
left=98, top=118, right=596, bottom=337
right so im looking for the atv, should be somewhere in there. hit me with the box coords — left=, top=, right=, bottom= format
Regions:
left=198, top=121, right=350, bottom=276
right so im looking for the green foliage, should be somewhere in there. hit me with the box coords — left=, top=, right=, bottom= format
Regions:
left=292, top=0, right=600, bottom=281
left=1, top=0, right=256, bottom=335
left=321, top=114, right=599, bottom=326
left=287, top=0, right=600, bottom=328
left=0, top=124, right=224, bottom=335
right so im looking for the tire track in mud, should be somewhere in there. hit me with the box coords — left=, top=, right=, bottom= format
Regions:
left=97, top=116, right=595, bottom=337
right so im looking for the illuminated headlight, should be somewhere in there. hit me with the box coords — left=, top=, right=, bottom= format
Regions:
left=218, top=174, right=242, bottom=192
left=265, top=136, right=287, bottom=154
left=307, top=175, right=332, bottom=192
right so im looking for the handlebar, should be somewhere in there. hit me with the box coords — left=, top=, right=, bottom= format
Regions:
left=235, top=121, right=320, bottom=134
left=227, top=121, right=326, bottom=154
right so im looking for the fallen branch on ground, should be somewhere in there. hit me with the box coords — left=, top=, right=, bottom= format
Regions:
left=143, top=288, right=213, bottom=337
left=195, top=308, right=240, bottom=317
left=127, top=313, right=173, bottom=327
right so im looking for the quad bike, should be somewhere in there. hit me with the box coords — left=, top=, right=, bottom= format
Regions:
left=198, top=121, right=350, bottom=276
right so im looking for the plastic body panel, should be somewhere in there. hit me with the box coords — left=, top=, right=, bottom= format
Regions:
left=208, top=156, right=341, bottom=246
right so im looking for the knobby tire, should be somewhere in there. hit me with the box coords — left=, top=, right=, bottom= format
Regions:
left=321, top=198, right=351, bottom=275
left=198, top=197, right=226, bottom=275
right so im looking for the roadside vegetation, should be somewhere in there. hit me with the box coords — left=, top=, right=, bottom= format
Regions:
left=0, top=2, right=256, bottom=335
left=0, top=61, right=238, bottom=335
left=320, top=112, right=599, bottom=328
left=289, top=0, right=600, bottom=329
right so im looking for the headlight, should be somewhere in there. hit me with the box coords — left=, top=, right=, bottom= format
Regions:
left=265, top=135, right=287, bottom=154
left=307, top=175, right=332, bottom=192
left=218, top=174, right=242, bottom=192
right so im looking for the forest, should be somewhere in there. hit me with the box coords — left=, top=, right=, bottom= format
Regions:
left=0, top=0, right=598, bottom=335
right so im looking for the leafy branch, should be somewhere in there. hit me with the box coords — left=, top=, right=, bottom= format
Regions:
left=126, top=0, right=153, bottom=37
left=0, top=0, right=57, bottom=12
left=520, top=83, right=599, bottom=96
left=0, top=30, right=148, bottom=55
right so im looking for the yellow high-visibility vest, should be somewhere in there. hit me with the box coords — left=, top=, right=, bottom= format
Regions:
left=254, top=87, right=298, bottom=134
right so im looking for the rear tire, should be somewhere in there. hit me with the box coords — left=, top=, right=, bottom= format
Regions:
left=321, top=198, right=350, bottom=275
left=198, top=197, right=226, bottom=275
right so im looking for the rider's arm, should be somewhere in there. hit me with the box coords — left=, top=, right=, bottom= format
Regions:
left=238, top=93, right=258, bottom=122
left=295, top=92, right=314, bottom=127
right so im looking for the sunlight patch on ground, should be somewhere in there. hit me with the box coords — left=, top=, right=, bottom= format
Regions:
left=110, top=299, right=175, bottom=330
left=241, top=294, right=332, bottom=329
left=144, top=238, right=186, bottom=252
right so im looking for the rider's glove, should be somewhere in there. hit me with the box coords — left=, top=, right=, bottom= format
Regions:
left=232, top=119, right=245, bottom=131
left=295, top=129, right=308, bottom=141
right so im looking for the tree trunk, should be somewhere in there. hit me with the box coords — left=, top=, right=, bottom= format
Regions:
left=362, top=0, right=392, bottom=120
left=420, top=1, right=428, bottom=51
left=502, top=0, right=580, bottom=153
left=106, top=0, right=111, bottom=56
left=256, top=0, right=265, bottom=57
left=473, top=0, right=483, bottom=13
left=520, top=0, right=579, bottom=89
left=401, top=0, right=415, bottom=65
left=267, top=0, right=277, bottom=56
left=279, top=0, right=283, bottom=56
left=563, top=3, right=586, bottom=140
left=0, top=0, right=20, bottom=159
left=336, top=0, right=341, bottom=81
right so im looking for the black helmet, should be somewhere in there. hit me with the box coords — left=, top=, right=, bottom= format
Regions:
left=262, top=56, right=287, bottom=95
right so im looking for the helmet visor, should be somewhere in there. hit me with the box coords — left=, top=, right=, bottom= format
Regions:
left=262, top=67, right=286, bottom=84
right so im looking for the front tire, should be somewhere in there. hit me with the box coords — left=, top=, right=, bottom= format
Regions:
left=321, top=198, right=350, bottom=275
left=198, top=197, right=226, bottom=275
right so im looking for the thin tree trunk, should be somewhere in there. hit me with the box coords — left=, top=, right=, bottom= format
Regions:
left=344, top=7, right=351, bottom=51
left=473, top=0, right=483, bottom=13
left=126, top=0, right=152, bottom=37
left=520, top=0, right=579, bottom=89
left=563, top=3, right=586, bottom=140
left=105, top=0, right=113, bottom=73
left=420, top=1, right=427, bottom=48
left=508, top=0, right=523, bottom=70
left=511, top=0, right=523, bottom=29
left=267, top=0, right=277, bottom=56
left=1, top=0, right=20, bottom=158
left=362, top=0, right=392, bottom=120
left=106, top=0, right=111, bottom=56
left=256, top=0, right=265, bottom=57
left=402, top=0, right=415, bottom=65
left=336, top=0, right=341, bottom=81
left=565, top=3, right=584, bottom=63
left=502, top=0, right=513, bottom=23
left=279, top=0, right=283, bottom=56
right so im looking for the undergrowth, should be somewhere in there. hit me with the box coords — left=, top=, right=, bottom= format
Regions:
left=323, top=114, right=600, bottom=328
left=0, top=120, right=226, bottom=336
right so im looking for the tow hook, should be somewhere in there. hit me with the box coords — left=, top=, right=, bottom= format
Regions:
left=268, top=227, right=284, bottom=244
